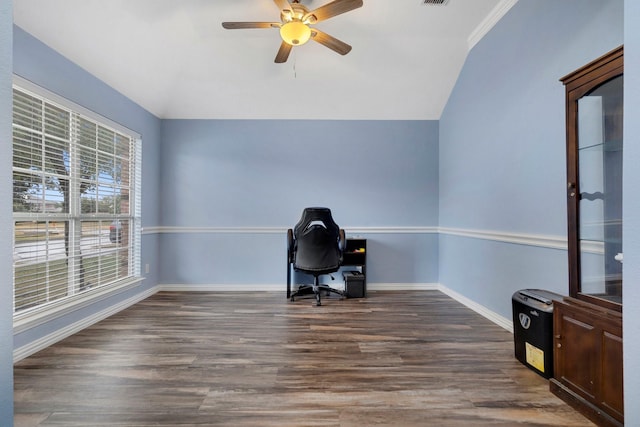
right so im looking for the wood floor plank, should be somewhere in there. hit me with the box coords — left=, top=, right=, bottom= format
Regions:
left=14, top=291, right=593, bottom=426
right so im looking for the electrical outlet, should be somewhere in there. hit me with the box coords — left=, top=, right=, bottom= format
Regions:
left=145, top=263, right=150, bottom=274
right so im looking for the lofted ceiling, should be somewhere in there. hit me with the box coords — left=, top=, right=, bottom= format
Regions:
left=13, top=0, right=514, bottom=120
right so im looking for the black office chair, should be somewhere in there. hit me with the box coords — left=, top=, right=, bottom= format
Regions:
left=288, top=207, right=346, bottom=306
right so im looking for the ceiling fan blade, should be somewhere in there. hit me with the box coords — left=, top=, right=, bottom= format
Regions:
left=304, top=0, right=363, bottom=24
left=222, top=22, right=280, bottom=29
left=273, top=0, right=292, bottom=12
left=310, top=30, right=352, bottom=55
left=275, top=41, right=293, bottom=63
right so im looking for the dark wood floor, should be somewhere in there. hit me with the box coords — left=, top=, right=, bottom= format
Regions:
left=14, top=290, right=593, bottom=426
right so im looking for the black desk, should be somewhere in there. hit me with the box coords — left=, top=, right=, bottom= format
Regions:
left=287, top=238, right=367, bottom=299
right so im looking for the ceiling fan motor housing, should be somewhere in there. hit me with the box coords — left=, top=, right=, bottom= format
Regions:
left=281, top=3, right=316, bottom=24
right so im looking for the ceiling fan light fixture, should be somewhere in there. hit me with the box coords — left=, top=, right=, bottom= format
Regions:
left=280, top=21, right=311, bottom=45
left=222, top=0, right=363, bottom=63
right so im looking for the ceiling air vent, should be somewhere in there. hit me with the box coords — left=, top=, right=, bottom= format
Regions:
left=423, top=0, right=449, bottom=5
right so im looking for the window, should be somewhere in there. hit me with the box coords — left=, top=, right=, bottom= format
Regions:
left=12, top=79, right=141, bottom=315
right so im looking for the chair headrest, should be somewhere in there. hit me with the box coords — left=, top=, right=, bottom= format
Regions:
left=294, top=207, right=339, bottom=239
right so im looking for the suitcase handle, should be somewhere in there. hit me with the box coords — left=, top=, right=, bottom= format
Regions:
left=517, top=290, right=553, bottom=305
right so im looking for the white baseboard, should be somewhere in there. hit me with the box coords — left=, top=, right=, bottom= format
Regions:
left=13, top=287, right=156, bottom=362
left=158, top=282, right=440, bottom=292
left=437, top=285, right=513, bottom=333
left=157, top=283, right=285, bottom=292
left=157, top=282, right=511, bottom=332
left=368, top=283, right=512, bottom=332
left=368, top=282, right=439, bottom=291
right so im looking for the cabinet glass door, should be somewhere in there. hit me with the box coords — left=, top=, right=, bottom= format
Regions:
left=577, top=75, right=623, bottom=304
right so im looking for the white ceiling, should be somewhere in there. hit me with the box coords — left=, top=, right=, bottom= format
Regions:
left=13, top=0, right=514, bottom=120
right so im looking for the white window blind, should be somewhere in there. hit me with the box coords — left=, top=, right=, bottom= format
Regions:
left=12, top=81, right=142, bottom=315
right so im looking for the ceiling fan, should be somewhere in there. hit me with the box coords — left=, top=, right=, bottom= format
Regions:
left=222, top=0, right=363, bottom=63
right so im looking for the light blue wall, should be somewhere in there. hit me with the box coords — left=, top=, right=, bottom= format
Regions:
left=1, top=0, right=14, bottom=422
left=160, top=120, right=438, bottom=227
left=441, top=0, right=640, bottom=422
left=439, top=0, right=623, bottom=317
left=11, top=26, right=162, bottom=351
left=159, top=119, right=440, bottom=286
left=623, top=0, right=640, bottom=420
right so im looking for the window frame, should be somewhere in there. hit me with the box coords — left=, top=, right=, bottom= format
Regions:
left=12, top=75, right=142, bottom=327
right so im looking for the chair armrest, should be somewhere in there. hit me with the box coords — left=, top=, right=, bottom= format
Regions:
left=339, top=229, right=346, bottom=253
left=287, top=228, right=294, bottom=263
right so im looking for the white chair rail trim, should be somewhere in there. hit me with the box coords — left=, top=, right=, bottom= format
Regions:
left=438, top=227, right=567, bottom=251
left=142, top=226, right=439, bottom=234
left=143, top=226, right=567, bottom=251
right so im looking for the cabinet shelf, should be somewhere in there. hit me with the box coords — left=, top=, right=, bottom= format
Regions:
left=343, top=239, right=367, bottom=267
left=578, top=139, right=622, bottom=152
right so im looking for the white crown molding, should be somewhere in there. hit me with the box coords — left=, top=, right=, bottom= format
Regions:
left=467, top=0, right=519, bottom=50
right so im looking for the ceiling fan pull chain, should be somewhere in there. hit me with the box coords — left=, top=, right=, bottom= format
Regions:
left=293, top=50, right=297, bottom=78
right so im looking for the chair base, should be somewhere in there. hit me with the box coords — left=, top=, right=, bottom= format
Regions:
left=290, top=276, right=346, bottom=306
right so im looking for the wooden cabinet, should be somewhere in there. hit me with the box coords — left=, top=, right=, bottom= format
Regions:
left=552, top=46, right=624, bottom=426
left=551, top=298, right=623, bottom=426
left=562, top=46, right=623, bottom=311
